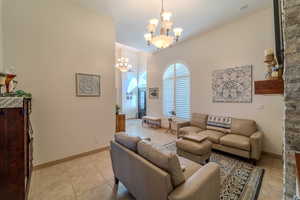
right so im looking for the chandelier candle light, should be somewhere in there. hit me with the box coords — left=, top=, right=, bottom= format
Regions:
left=144, top=0, right=183, bottom=49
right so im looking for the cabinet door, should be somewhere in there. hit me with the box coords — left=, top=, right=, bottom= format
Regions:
left=118, top=115, right=125, bottom=132
left=24, top=103, right=28, bottom=180
left=0, top=109, right=7, bottom=197
left=116, top=114, right=126, bottom=132
left=6, top=108, right=25, bottom=200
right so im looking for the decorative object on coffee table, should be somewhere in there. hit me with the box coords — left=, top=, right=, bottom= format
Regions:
left=149, top=87, right=159, bottom=99
left=75, top=73, right=100, bottom=97
left=212, top=65, right=252, bottom=103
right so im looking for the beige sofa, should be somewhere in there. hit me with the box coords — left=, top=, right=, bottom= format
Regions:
left=177, top=113, right=263, bottom=161
left=110, top=134, right=220, bottom=200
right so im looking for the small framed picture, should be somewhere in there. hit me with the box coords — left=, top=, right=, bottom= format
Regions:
left=75, top=73, right=101, bottom=97
left=149, top=88, right=159, bottom=99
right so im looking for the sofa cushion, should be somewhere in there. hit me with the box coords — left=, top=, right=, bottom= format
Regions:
left=115, top=134, right=141, bottom=152
left=178, top=156, right=201, bottom=180
left=231, top=118, right=257, bottom=137
left=190, top=113, right=208, bottom=129
left=137, top=141, right=185, bottom=187
left=198, top=130, right=225, bottom=144
left=206, top=115, right=232, bottom=133
left=179, top=126, right=203, bottom=135
left=176, top=138, right=212, bottom=155
left=220, top=134, right=250, bottom=151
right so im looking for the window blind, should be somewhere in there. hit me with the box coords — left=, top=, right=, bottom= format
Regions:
left=175, top=76, right=191, bottom=119
left=163, top=78, right=174, bottom=116
left=163, top=63, right=191, bottom=120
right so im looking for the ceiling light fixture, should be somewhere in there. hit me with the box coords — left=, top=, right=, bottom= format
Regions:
left=144, top=0, right=183, bottom=49
left=115, top=49, right=132, bottom=72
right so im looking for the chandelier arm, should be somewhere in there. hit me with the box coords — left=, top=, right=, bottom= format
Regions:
left=161, top=0, right=164, bottom=13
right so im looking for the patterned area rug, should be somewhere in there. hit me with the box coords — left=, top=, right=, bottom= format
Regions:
left=160, top=142, right=264, bottom=200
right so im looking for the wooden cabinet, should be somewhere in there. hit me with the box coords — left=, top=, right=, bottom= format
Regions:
left=254, top=79, right=284, bottom=94
left=296, top=152, right=300, bottom=198
left=0, top=98, right=33, bottom=200
left=116, top=114, right=126, bottom=132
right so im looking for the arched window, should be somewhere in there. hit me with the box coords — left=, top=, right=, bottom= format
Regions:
left=163, top=63, right=191, bottom=119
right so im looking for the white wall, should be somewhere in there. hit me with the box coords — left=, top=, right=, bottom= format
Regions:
left=115, top=43, right=150, bottom=119
left=3, top=0, right=116, bottom=165
left=148, top=8, right=284, bottom=155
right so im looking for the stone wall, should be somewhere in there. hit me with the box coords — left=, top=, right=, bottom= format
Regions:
left=283, top=0, right=300, bottom=199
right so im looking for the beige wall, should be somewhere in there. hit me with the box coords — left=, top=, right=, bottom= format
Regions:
left=3, top=0, right=116, bottom=164
left=148, top=8, right=284, bottom=155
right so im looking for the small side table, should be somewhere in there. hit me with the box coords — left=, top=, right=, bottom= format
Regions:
left=166, top=117, right=185, bottom=135
left=166, top=117, right=174, bottom=133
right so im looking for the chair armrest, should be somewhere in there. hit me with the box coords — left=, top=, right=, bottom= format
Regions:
left=176, top=121, right=190, bottom=138
left=250, top=131, right=263, bottom=160
left=168, top=163, right=220, bottom=200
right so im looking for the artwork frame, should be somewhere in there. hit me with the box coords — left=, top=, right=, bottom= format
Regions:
left=75, top=73, right=101, bottom=97
left=149, top=88, right=159, bottom=99
left=212, top=65, right=252, bottom=103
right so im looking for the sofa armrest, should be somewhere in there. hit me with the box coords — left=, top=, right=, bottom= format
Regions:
left=250, top=131, right=263, bottom=160
left=176, top=121, right=190, bottom=138
left=168, top=163, right=220, bottom=200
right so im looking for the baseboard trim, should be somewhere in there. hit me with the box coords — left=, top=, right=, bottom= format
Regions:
left=262, top=151, right=282, bottom=160
left=33, top=146, right=110, bottom=171
left=32, top=147, right=281, bottom=170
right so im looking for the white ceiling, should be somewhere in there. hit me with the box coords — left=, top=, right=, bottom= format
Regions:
left=78, top=0, right=272, bottom=52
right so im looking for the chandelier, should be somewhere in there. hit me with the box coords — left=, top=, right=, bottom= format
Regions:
left=115, top=48, right=132, bottom=72
left=144, top=0, right=183, bottom=49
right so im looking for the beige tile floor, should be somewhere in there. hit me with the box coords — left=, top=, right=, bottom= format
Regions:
left=29, top=119, right=283, bottom=200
